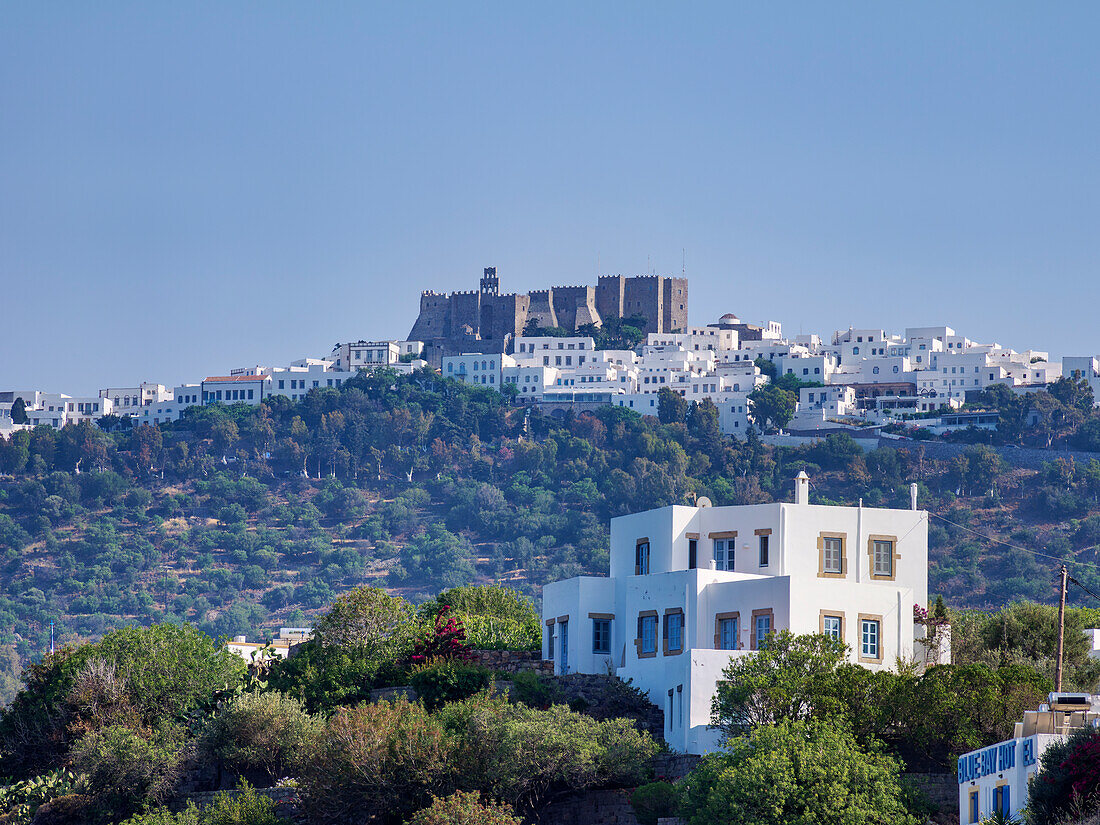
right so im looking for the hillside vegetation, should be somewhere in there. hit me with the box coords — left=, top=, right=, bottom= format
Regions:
left=2, top=368, right=1100, bottom=693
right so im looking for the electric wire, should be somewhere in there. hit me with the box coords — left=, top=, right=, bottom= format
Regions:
left=1067, top=575, right=1100, bottom=605
left=926, top=510, right=1100, bottom=573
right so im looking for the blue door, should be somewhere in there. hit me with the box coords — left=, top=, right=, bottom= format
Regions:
left=559, top=620, right=569, bottom=674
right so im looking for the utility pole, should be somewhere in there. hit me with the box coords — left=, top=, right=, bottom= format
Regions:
left=1055, top=565, right=1068, bottom=692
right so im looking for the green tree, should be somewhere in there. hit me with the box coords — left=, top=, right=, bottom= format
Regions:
left=710, top=631, right=848, bottom=740
left=1048, top=376, right=1095, bottom=414
left=657, top=387, right=689, bottom=425
left=313, top=585, right=417, bottom=652
left=422, top=586, right=541, bottom=652
left=753, top=356, right=778, bottom=380
left=749, top=384, right=796, bottom=433
left=679, top=719, right=918, bottom=825
left=10, top=397, right=29, bottom=425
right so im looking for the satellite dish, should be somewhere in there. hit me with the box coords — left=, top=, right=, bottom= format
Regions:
left=697, top=496, right=713, bottom=509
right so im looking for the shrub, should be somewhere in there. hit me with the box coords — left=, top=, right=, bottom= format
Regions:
left=678, top=719, right=917, bottom=825
left=630, top=780, right=681, bottom=825
left=203, top=691, right=321, bottom=783
left=297, top=698, right=455, bottom=825
left=410, top=608, right=474, bottom=665
left=0, top=769, right=82, bottom=825
left=404, top=791, right=522, bottom=825
left=200, top=782, right=287, bottom=825
left=266, top=639, right=405, bottom=715
left=121, top=804, right=202, bottom=825
left=121, top=785, right=286, bottom=825
left=87, top=623, right=246, bottom=725
left=1027, top=725, right=1100, bottom=825
left=410, top=661, right=491, bottom=712
left=69, top=724, right=186, bottom=815
left=506, top=671, right=562, bottom=710
left=437, top=693, right=658, bottom=810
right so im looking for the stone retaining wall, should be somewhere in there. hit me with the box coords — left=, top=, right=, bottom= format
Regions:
left=651, top=753, right=701, bottom=781
left=905, top=772, right=958, bottom=815
left=185, top=787, right=298, bottom=818
left=469, top=649, right=555, bottom=675
left=369, top=685, right=418, bottom=703
left=534, top=789, right=640, bottom=825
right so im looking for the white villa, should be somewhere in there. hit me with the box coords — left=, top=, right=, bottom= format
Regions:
left=541, top=472, right=936, bottom=754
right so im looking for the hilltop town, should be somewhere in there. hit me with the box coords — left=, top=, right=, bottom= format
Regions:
left=4, top=268, right=1097, bottom=440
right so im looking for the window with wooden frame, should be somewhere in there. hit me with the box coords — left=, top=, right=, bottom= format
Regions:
left=687, top=532, right=699, bottom=569
left=709, top=531, right=737, bottom=571
left=590, top=612, right=613, bottom=654
left=635, top=538, right=650, bottom=575
left=635, top=611, right=658, bottom=658
left=867, top=534, right=899, bottom=580
left=819, top=610, right=844, bottom=641
left=714, top=611, right=740, bottom=650
left=858, top=613, right=883, bottom=664
left=755, top=528, right=771, bottom=567
left=751, top=608, right=774, bottom=650
left=817, top=532, right=846, bottom=578
left=994, top=783, right=1010, bottom=818
left=663, top=608, right=684, bottom=655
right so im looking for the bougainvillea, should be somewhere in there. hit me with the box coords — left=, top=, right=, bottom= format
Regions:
left=411, top=606, right=474, bottom=665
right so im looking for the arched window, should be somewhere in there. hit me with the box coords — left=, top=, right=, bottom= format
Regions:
left=853, top=347, right=860, bottom=355
left=872, top=366, right=879, bottom=375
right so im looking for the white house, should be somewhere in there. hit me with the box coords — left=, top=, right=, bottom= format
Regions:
left=442, top=353, right=514, bottom=388
left=98, top=383, right=173, bottom=417
left=328, top=340, right=424, bottom=372
left=957, top=692, right=1099, bottom=824
left=542, top=473, right=931, bottom=754
left=227, top=627, right=313, bottom=663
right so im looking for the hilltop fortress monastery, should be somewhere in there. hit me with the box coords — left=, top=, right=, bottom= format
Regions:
left=408, top=268, right=689, bottom=365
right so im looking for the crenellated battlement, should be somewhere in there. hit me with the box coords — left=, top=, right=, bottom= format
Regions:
left=409, top=267, right=688, bottom=366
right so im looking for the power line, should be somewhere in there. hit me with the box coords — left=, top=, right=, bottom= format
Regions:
left=927, top=510, right=1100, bottom=573
left=1068, top=575, right=1100, bottom=605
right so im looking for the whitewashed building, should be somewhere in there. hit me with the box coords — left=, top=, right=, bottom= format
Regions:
left=542, top=473, right=932, bottom=754
left=328, top=340, right=425, bottom=372
left=443, top=353, right=514, bottom=388
left=957, top=693, right=1099, bottom=824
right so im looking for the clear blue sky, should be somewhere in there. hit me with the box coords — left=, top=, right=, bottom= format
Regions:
left=3, top=3, right=1099, bottom=395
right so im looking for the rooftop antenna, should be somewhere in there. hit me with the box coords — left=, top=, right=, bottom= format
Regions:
left=682, top=248, right=685, bottom=277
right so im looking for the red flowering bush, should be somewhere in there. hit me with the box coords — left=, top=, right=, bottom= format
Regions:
left=1028, top=726, right=1100, bottom=825
left=411, top=606, right=474, bottom=665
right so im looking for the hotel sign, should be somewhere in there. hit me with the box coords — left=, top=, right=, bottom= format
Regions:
left=958, top=740, right=1021, bottom=784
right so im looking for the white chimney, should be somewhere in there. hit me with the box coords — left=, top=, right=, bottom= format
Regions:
left=795, top=471, right=810, bottom=505
left=910, top=483, right=919, bottom=511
